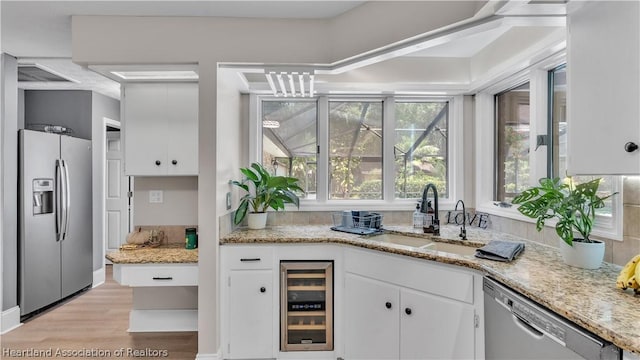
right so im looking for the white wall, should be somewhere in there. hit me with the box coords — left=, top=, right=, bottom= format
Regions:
left=133, top=176, right=198, bottom=226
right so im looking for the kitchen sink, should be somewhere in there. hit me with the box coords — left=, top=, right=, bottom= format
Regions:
left=364, top=232, right=479, bottom=256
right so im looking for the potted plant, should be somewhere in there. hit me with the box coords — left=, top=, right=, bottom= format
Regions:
left=512, top=177, right=617, bottom=269
left=232, top=162, right=302, bottom=229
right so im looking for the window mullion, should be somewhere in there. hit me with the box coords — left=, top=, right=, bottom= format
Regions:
left=529, top=69, right=549, bottom=185
left=249, top=94, right=261, bottom=164
left=317, top=96, right=329, bottom=203
left=382, top=97, right=395, bottom=202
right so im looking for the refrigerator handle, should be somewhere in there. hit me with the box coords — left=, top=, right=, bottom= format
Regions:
left=63, top=159, right=71, bottom=241
left=55, top=159, right=64, bottom=241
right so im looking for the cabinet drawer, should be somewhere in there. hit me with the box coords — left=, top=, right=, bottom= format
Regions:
left=222, top=245, right=274, bottom=270
left=114, top=264, right=198, bottom=287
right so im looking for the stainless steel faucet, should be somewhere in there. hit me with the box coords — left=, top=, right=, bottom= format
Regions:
left=455, top=199, right=467, bottom=240
left=420, top=183, right=439, bottom=236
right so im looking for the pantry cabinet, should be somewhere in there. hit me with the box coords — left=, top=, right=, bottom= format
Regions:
left=123, top=83, right=198, bottom=176
left=567, top=1, right=640, bottom=174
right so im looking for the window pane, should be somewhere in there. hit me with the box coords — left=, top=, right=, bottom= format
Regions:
left=329, top=101, right=383, bottom=200
left=496, top=82, right=530, bottom=202
left=262, top=100, right=317, bottom=199
left=394, top=102, right=449, bottom=199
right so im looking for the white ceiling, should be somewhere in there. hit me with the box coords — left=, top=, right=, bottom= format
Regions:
left=1, top=1, right=566, bottom=100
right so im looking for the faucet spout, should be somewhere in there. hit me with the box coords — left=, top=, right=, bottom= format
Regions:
left=420, top=183, right=439, bottom=236
left=455, top=200, right=467, bottom=240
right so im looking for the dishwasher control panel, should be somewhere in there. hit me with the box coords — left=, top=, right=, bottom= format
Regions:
left=512, top=301, right=566, bottom=344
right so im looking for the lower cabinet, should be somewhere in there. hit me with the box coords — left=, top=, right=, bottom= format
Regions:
left=227, top=269, right=273, bottom=359
left=345, top=273, right=475, bottom=360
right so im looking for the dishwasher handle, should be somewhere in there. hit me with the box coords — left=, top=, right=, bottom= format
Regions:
left=512, top=313, right=544, bottom=340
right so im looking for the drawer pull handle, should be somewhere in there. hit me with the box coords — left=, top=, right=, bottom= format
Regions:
left=260, top=287, right=266, bottom=293
left=240, top=258, right=261, bottom=262
left=152, top=277, right=173, bottom=280
left=405, top=308, right=412, bottom=315
left=385, top=302, right=392, bottom=309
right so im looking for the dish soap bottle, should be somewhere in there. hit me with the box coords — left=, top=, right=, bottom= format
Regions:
left=413, top=203, right=424, bottom=228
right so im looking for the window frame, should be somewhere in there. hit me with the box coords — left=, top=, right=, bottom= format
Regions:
left=251, top=94, right=465, bottom=211
left=474, top=56, right=623, bottom=241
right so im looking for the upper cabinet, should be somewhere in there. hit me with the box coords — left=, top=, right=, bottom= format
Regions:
left=567, top=1, right=640, bottom=174
left=123, top=83, right=198, bottom=176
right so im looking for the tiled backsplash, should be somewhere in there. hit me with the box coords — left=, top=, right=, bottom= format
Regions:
left=219, top=176, right=640, bottom=266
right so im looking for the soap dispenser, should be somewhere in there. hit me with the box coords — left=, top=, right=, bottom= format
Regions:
left=413, top=203, right=424, bottom=228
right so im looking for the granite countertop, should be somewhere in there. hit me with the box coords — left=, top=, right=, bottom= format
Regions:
left=106, top=243, right=198, bottom=264
left=221, top=225, right=640, bottom=355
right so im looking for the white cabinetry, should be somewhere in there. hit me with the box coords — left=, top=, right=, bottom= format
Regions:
left=112, top=263, right=198, bottom=332
left=567, top=1, right=640, bottom=174
left=123, top=83, right=198, bottom=176
left=221, top=246, right=275, bottom=360
left=344, top=248, right=479, bottom=360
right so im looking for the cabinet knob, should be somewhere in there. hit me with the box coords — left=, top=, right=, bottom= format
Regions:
left=260, top=287, right=266, bottom=293
left=405, top=308, right=412, bottom=315
left=625, top=142, right=639, bottom=153
left=155, top=160, right=161, bottom=166
left=385, top=302, right=392, bottom=309
left=172, top=159, right=178, bottom=165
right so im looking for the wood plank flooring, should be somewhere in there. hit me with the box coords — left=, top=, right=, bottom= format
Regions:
left=1, top=265, right=198, bottom=359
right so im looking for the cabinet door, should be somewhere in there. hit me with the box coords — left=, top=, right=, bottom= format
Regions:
left=166, top=83, right=198, bottom=175
left=567, top=1, right=640, bottom=174
left=227, top=270, right=273, bottom=359
left=400, top=288, right=475, bottom=360
left=344, top=273, right=400, bottom=359
left=123, top=84, right=168, bottom=175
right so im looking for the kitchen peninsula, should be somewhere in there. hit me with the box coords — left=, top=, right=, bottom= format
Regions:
left=106, top=245, right=198, bottom=332
left=220, top=225, right=640, bottom=358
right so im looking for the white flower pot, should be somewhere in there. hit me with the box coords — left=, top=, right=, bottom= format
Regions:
left=247, top=212, right=268, bottom=229
left=558, top=238, right=605, bottom=269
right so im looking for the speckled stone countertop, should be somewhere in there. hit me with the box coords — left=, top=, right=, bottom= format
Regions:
left=106, top=243, right=198, bottom=264
left=221, top=225, right=640, bottom=355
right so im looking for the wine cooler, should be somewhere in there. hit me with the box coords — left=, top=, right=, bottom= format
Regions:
left=280, top=261, right=333, bottom=352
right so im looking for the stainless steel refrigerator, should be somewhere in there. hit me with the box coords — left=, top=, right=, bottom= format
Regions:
left=19, top=129, right=93, bottom=316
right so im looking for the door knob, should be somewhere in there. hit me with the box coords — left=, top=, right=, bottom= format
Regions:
left=385, top=302, right=392, bottom=309
left=260, top=287, right=266, bottom=293
left=625, top=142, right=639, bottom=153
left=155, top=160, right=161, bottom=166
left=405, top=308, right=412, bottom=315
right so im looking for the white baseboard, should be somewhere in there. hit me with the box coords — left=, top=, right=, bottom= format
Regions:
left=1, top=306, right=22, bottom=334
left=128, top=309, right=197, bottom=332
left=93, top=267, right=106, bottom=288
left=195, top=349, right=221, bottom=360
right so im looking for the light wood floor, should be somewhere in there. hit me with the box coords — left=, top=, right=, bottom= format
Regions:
left=1, top=265, right=198, bottom=359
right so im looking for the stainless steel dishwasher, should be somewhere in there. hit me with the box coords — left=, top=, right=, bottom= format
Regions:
left=483, top=277, right=621, bottom=360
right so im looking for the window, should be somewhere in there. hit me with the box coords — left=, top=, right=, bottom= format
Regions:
left=495, top=82, right=530, bottom=202
left=328, top=101, right=383, bottom=200
left=261, top=100, right=317, bottom=199
left=394, top=102, right=449, bottom=199
left=256, top=96, right=460, bottom=208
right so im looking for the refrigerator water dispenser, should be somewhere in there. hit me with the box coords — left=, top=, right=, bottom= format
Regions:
left=32, top=178, right=53, bottom=215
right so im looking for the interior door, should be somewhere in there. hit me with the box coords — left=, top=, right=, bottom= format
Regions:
left=105, top=130, right=131, bottom=255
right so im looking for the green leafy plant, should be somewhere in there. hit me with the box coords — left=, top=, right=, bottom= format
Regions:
left=512, top=177, right=617, bottom=246
left=232, top=163, right=303, bottom=225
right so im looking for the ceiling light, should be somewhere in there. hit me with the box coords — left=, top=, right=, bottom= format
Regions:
left=110, top=70, right=199, bottom=80
left=262, top=120, right=280, bottom=128
left=264, top=69, right=315, bottom=97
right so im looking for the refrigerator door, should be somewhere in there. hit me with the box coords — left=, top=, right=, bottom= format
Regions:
left=19, top=130, right=62, bottom=315
left=60, top=135, right=93, bottom=298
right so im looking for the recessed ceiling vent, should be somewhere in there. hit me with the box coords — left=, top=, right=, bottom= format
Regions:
left=18, top=64, right=74, bottom=83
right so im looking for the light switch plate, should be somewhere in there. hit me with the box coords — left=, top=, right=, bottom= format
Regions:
left=149, top=190, right=163, bottom=203
left=226, top=192, right=232, bottom=210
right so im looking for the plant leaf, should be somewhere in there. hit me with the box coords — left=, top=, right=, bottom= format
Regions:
left=233, top=200, right=249, bottom=225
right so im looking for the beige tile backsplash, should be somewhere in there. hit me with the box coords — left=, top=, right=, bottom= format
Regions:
left=218, top=176, right=640, bottom=266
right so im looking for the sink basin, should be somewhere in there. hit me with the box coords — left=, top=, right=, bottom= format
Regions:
left=364, top=232, right=479, bottom=256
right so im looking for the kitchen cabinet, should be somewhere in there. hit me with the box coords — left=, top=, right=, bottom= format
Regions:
left=112, top=263, right=198, bottom=332
left=221, top=246, right=275, bottom=360
left=123, top=83, right=198, bottom=176
left=567, top=1, right=640, bottom=174
left=345, top=271, right=476, bottom=359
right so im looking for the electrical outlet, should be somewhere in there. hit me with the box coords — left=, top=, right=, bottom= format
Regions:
left=149, top=190, right=163, bottom=203
left=226, top=192, right=232, bottom=210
